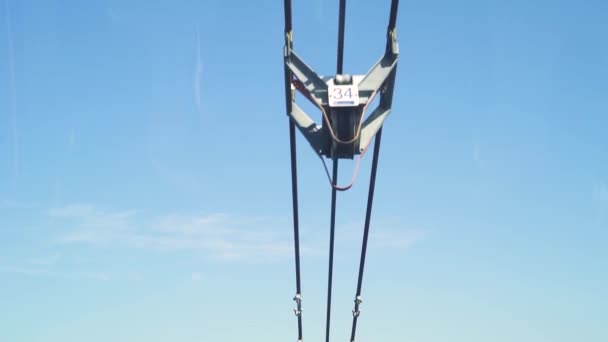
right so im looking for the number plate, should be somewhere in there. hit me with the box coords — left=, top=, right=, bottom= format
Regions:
left=328, top=84, right=359, bottom=107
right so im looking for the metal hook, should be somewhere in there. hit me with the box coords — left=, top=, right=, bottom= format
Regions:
left=293, top=293, right=302, bottom=316
left=352, top=295, right=363, bottom=317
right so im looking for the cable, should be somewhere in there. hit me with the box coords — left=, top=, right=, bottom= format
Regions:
left=284, top=0, right=292, bottom=32
left=325, top=158, right=339, bottom=342
left=325, top=1, right=348, bottom=342
left=349, top=2, right=398, bottom=339
left=284, top=1, right=304, bottom=341
left=326, top=1, right=347, bottom=341
left=289, top=120, right=303, bottom=342
left=388, top=0, right=399, bottom=31
left=336, top=0, right=347, bottom=74
left=386, top=0, right=399, bottom=54
left=349, top=128, right=383, bottom=342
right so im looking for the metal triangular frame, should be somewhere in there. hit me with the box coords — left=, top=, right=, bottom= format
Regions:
left=284, top=22, right=399, bottom=161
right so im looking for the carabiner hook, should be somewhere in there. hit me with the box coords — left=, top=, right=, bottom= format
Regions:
left=293, top=293, right=302, bottom=316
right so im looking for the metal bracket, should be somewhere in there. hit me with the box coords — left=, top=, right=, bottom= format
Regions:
left=284, top=37, right=398, bottom=160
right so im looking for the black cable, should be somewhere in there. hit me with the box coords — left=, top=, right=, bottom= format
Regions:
left=284, top=0, right=292, bottom=32
left=336, top=0, right=347, bottom=74
left=325, top=1, right=347, bottom=342
left=388, top=0, right=399, bottom=31
left=325, top=159, right=338, bottom=342
left=349, top=4, right=398, bottom=340
left=284, top=1, right=303, bottom=341
left=349, top=128, right=383, bottom=342
left=386, top=0, right=399, bottom=54
left=289, top=121, right=303, bottom=342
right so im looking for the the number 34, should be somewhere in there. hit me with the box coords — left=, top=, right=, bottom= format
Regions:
left=333, top=87, right=353, bottom=99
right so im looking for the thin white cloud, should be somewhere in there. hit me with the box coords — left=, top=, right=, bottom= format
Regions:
left=370, top=229, right=428, bottom=249
left=0, top=199, right=38, bottom=209
left=1, top=255, right=140, bottom=281
left=337, top=218, right=429, bottom=251
left=194, top=24, right=204, bottom=114
left=0, top=265, right=57, bottom=277
left=592, top=181, right=608, bottom=222
left=48, top=203, right=138, bottom=221
left=0, top=253, right=61, bottom=277
left=473, top=142, right=486, bottom=168
left=51, top=204, right=295, bottom=262
left=78, top=270, right=144, bottom=282
left=473, top=144, right=481, bottom=164
left=315, top=0, right=325, bottom=21
left=81, top=271, right=111, bottom=281
left=191, top=272, right=203, bottom=281
left=127, top=272, right=143, bottom=281
left=593, top=181, right=608, bottom=204
left=5, top=0, right=20, bottom=180
left=48, top=204, right=425, bottom=263
left=107, top=8, right=120, bottom=23
left=27, top=253, right=61, bottom=267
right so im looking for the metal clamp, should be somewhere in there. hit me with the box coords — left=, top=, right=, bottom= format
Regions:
left=352, top=295, right=363, bottom=317
left=293, top=293, right=302, bottom=316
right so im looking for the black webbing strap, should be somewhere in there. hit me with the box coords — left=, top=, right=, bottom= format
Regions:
left=284, top=1, right=303, bottom=341
left=349, top=128, right=383, bottom=342
left=349, top=1, right=399, bottom=339
left=325, top=1, right=348, bottom=342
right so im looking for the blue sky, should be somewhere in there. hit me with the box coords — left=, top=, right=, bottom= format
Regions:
left=1, top=0, right=607, bottom=341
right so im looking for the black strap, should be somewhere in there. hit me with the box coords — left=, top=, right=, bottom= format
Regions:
left=336, top=0, right=347, bottom=74
left=284, top=0, right=292, bottom=32
left=289, top=121, right=303, bottom=342
left=388, top=0, right=399, bottom=31
left=349, top=128, right=383, bottom=342
left=350, top=2, right=399, bottom=338
left=325, top=159, right=339, bottom=342
left=284, top=1, right=303, bottom=341
left=325, top=1, right=348, bottom=341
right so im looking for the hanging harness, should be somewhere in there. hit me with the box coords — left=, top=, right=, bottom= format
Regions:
left=282, top=1, right=400, bottom=341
